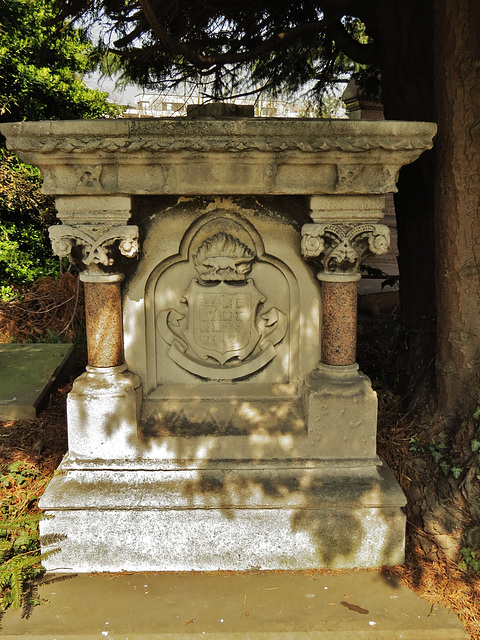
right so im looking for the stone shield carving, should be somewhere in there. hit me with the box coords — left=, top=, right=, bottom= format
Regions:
left=158, top=232, right=287, bottom=380
left=182, top=279, right=264, bottom=364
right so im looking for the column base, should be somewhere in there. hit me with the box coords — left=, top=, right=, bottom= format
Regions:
left=304, top=363, right=377, bottom=459
left=67, top=365, right=142, bottom=459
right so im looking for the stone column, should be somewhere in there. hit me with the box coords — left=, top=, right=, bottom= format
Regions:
left=301, top=195, right=390, bottom=460
left=48, top=196, right=142, bottom=459
left=82, top=274, right=124, bottom=368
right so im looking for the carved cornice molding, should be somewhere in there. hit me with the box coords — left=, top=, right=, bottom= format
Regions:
left=7, top=135, right=434, bottom=155
left=0, top=120, right=437, bottom=197
left=49, top=224, right=139, bottom=270
left=0, top=118, right=436, bottom=155
left=301, top=222, right=390, bottom=276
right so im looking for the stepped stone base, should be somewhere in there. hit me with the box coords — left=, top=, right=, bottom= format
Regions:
left=39, top=458, right=406, bottom=573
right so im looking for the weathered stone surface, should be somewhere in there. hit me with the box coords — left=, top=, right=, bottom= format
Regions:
left=0, top=119, right=437, bottom=196
left=0, top=570, right=469, bottom=640
left=39, top=461, right=405, bottom=572
left=186, top=102, right=254, bottom=119
left=0, top=117, right=437, bottom=574
left=124, top=197, right=320, bottom=442
left=304, top=364, right=378, bottom=460
left=0, top=344, right=74, bottom=420
left=66, top=364, right=141, bottom=459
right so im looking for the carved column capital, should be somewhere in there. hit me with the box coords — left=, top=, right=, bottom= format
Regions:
left=49, top=224, right=139, bottom=273
left=301, top=222, right=390, bottom=279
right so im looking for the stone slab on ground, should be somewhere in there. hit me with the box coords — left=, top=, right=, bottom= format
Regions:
left=0, top=570, right=469, bottom=639
left=0, top=344, right=74, bottom=420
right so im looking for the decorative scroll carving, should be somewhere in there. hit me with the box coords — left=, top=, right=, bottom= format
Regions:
left=49, top=224, right=139, bottom=268
left=301, top=223, right=390, bottom=275
left=335, top=165, right=399, bottom=193
left=19, top=134, right=435, bottom=155
left=157, top=232, right=287, bottom=380
left=335, top=165, right=363, bottom=192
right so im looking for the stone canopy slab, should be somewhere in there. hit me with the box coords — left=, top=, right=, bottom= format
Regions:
left=0, top=119, right=436, bottom=197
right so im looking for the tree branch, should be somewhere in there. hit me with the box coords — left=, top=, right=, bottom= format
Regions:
left=137, top=0, right=335, bottom=67
left=328, top=19, right=376, bottom=65
left=200, top=79, right=276, bottom=102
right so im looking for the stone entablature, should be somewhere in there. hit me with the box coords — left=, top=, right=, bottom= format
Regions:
left=2, top=119, right=435, bottom=196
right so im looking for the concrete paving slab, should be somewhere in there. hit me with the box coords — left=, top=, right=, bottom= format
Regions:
left=0, top=570, right=469, bottom=639
left=0, top=343, right=74, bottom=420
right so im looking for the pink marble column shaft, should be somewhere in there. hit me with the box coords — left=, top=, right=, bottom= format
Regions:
left=84, top=281, right=124, bottom=368
left=321, top=280, right=357, bottom=366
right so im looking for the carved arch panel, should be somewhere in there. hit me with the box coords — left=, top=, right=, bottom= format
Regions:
left=144, top=210, right=299, bottom=393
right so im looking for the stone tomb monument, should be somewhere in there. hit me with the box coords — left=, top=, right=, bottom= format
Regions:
left=1, top=115, right=436, bottom=572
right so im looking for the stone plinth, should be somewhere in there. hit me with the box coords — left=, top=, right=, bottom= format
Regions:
left=0, top=117, right=436, bottom=573
left=40, top=460, right=405, bottom=571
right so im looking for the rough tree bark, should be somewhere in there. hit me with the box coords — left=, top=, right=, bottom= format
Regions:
left=434, top=0, right=480, bottom=429
left=371, top=0, right=480, bottom=561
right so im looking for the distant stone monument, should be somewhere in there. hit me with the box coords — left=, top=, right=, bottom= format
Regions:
left=1, top=112, right=436, bottom=572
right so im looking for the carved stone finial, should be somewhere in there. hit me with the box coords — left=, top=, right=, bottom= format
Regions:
left=301, top=223, right=390, bottom=277
left=192, top=232, right=255, bottom=282
left=49, top=224, right=140, bottom=271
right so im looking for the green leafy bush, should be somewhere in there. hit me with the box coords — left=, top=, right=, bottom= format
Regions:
left=0, top=150, right=59, bottom=295
left=0, top=0, right=124, bottom=297
left=0, top=0, right=122, bottom=123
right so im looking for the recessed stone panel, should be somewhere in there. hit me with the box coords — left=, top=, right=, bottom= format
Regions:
left=124, top=197, right=321, bottom=439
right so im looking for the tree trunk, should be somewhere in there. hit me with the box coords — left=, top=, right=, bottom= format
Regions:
left=371, top=0, right=437, bottom=402
left=371, top=0, right=480, bottom=561
left=434, top=0, right=480, bottom=429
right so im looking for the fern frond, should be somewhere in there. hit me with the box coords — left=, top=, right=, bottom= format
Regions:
left=10, top=562, right=24, bottom=609
left=0, top=563, right=13, bottom=590
left=0, top=540, right=13, bottom=561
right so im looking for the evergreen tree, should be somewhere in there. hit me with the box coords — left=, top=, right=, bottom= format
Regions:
left=0, top=0, right=122, bottom=292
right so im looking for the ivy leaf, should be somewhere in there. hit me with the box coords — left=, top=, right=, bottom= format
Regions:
left=439, top=460, right=451, bottom=476
left=472, top=559, right=480, bottom=572
left=429, top=444, right=445, bottom=464
left=450, top=464, right=463, bottom=479
left=471, top=438, right=480, bottom=453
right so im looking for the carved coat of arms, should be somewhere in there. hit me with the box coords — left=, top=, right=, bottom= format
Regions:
left=158, top=232, right=287, bottom=380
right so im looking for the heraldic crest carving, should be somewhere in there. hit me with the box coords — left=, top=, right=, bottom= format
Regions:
left=158, top=232, right=287, bottom=380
